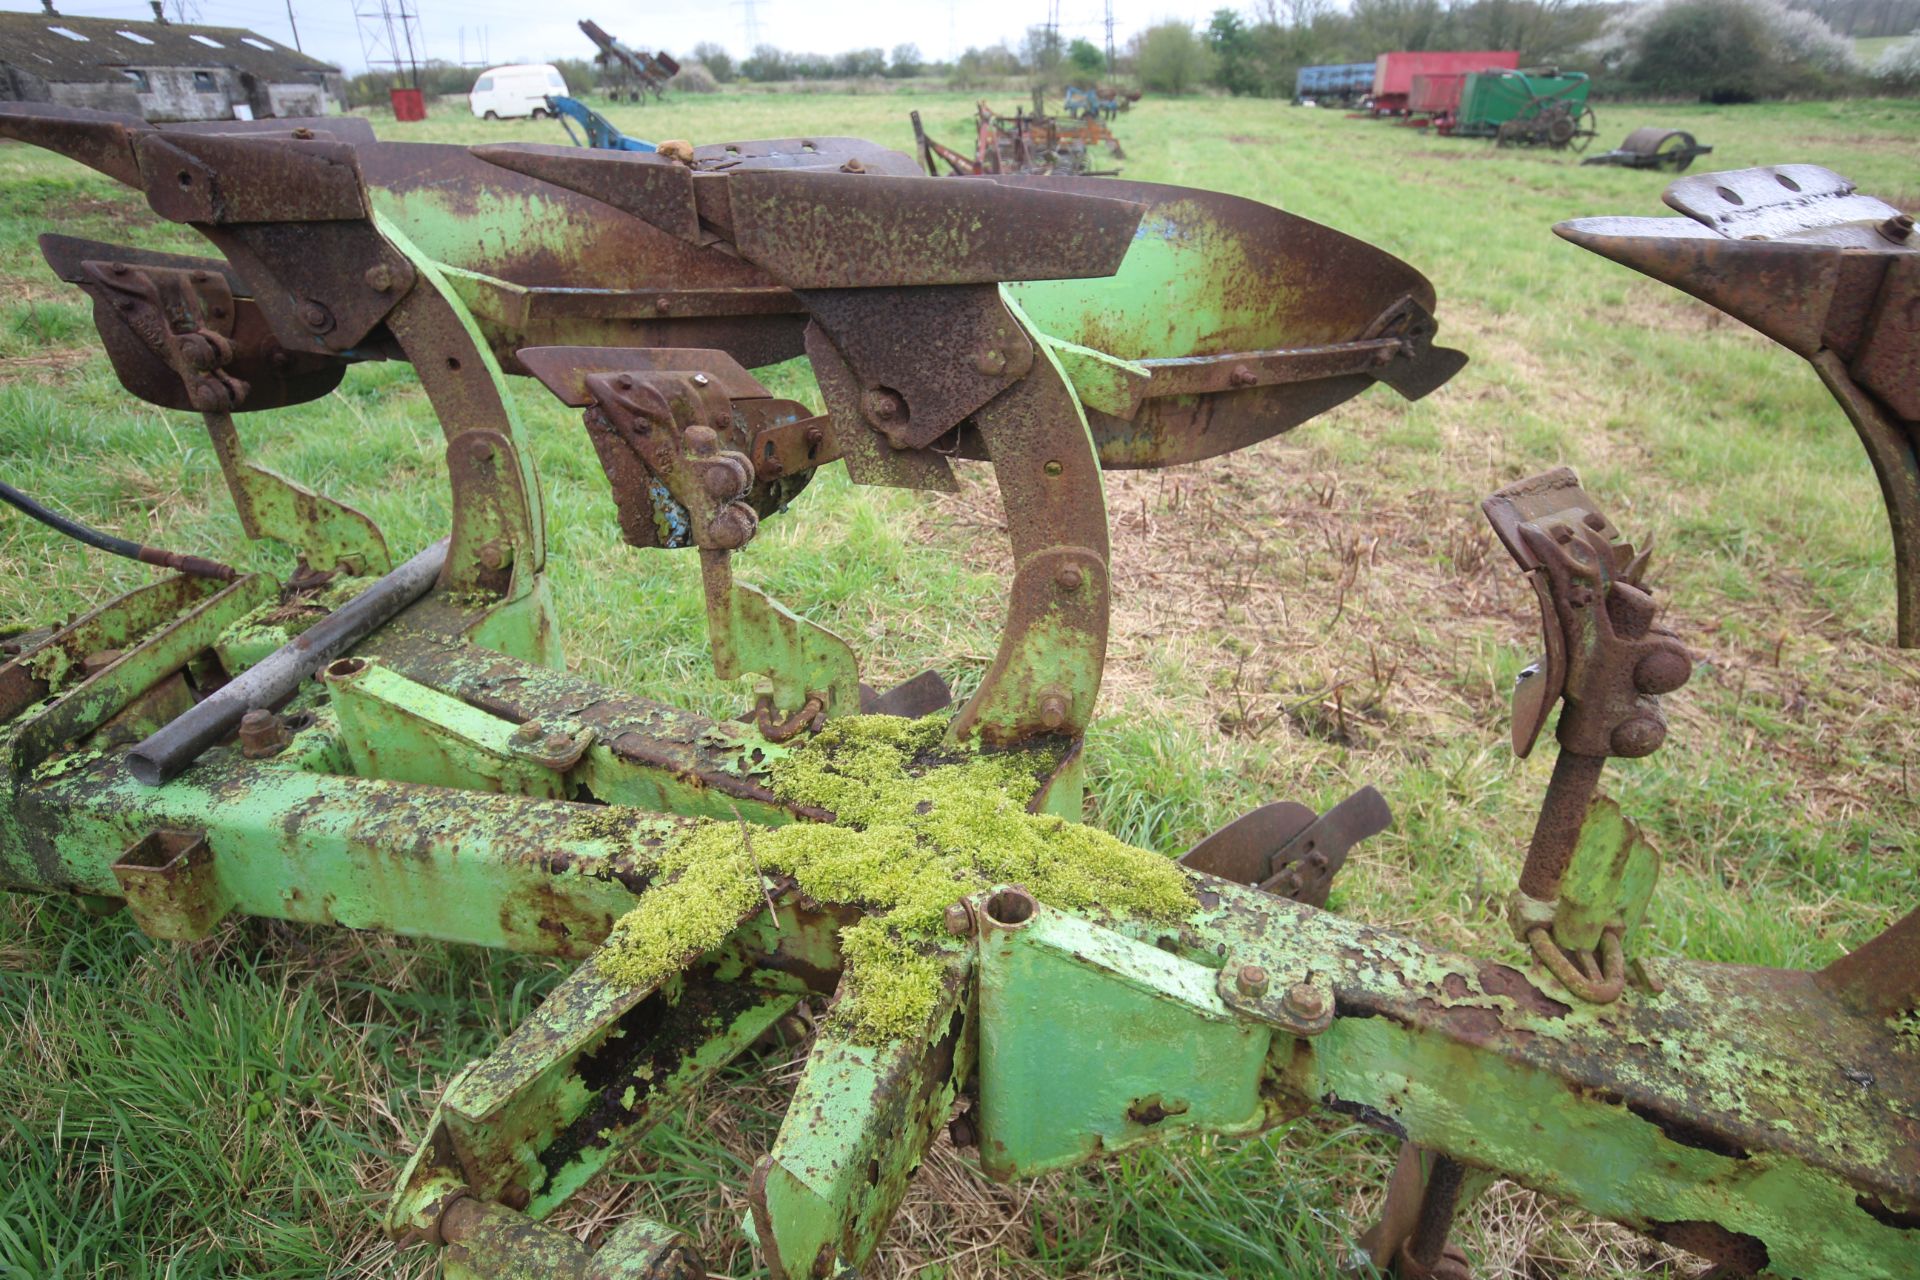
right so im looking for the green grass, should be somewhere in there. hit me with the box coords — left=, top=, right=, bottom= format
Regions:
left=2, top=91, right=1918, bottom=1278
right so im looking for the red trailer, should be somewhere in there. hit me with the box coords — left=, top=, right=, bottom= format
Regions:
left=1371, top=51, right=1518, bottom=115
left=1405, top=73, right=1464, bottom=127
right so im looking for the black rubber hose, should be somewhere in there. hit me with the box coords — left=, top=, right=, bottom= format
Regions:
left=0, top=478, right=237, bottom=581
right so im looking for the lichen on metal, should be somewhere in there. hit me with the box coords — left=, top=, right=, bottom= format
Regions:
left=598, top=713, right=1194, bottom=1041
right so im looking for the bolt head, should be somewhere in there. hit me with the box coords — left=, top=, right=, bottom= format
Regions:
left=654, top=295, right=673, bottom=313
left=477, top=541, right=509, bottom=571
left=542, top=731, right=574, bottom=754
left=1235, top=964, right=1270, bottom=997
left=1609, top=714, right=1666, bottom=758
left=364, top=264, right=393, bottom=293
left=1228, top=365, right=1257, bottom=387
left=683, top=424, right=719, bottom=456
left=707, top=503, right=759, bottom=551
left=300, top=300, right=332, bottom=331
left=240, top=709, right=273, bottom=729
left=974, top=348, right=1007, bottom=377
left=1043, top=460, right=1063, bottom=477
left=1055, top=565, right=1084, bottom=591
left=692, top=372, right=711, bottom=387
left=1283, top=981, right=1326, bottom=1019
left=943, top=902, right=973, bottom=936
left=513, top=721, right=543, bottom=743
left=1038, top=692, right=1069, bottom=729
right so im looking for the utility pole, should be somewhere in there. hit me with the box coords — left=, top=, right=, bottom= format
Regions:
left=284, top=0, right=302, bottom=52
left=1104, top=0, right=1116, bottom=73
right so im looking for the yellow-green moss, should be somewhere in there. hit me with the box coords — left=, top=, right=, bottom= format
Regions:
left=598, top=713, right=1196, bottom=1042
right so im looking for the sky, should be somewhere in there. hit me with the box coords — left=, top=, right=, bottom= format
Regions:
left=6, top=0, right=1221, bottom=75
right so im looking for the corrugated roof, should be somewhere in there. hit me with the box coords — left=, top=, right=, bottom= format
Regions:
left=0, top=12, right=339, bottom=84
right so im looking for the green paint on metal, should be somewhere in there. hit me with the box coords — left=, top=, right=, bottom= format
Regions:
left=975, top=902, right=1275, bottom=1176
left=752, top=966, right=971, bottom=1278
left=371, top=211, right=548, bottom=567
left=324, top=659, right=566, bottom=797
left=706, top=575, right=861, bottom=717
left=206, top=414, right=392, bottom=575
left=599, top=714, right=1195, bottom=1041
left=1554, top=792, right=1658, bottom=951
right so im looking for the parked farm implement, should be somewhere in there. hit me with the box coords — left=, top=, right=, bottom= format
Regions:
left=910, top=98, right=1123, bottom=177
left=1061, top=86, right=1135, bottom=120
left=1583, top=127, right=1715, bottom=172
left=546, top=95, right=658, bottom=153
left=579, top=18, right=679, bottom=103
left=0, top=99, right=1915, bottom=1280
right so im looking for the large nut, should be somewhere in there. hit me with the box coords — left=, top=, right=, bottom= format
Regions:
left=706, top=502, right=759, bottom=551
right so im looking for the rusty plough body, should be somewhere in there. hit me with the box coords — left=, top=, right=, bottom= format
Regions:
left=910, top=99, right=1124, bottom=178
left=0, top=100, right=1914, bottom=1280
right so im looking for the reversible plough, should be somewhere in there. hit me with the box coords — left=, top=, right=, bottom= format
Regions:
left=0, top=102, right=1915, bottom=1280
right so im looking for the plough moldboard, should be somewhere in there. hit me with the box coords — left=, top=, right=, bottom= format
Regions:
left=0, top=102, right=1915, bottom=1280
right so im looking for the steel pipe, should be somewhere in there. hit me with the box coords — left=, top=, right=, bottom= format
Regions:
left=127, top=539, right=448, bottom=786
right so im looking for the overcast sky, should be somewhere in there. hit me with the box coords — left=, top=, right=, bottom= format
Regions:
left=9, top=0, right=1220, bottom=74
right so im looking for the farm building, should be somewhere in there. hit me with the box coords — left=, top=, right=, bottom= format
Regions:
left=0, top=7, right=342, bottom=122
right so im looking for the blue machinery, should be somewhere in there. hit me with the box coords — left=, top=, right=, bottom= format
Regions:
left=544, top=95, right=656, bottom=153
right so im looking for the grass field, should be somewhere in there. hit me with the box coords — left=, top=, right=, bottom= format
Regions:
left=2, top=90, right=1918, bottom=1279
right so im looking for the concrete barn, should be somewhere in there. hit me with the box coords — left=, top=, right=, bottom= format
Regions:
left=0, top=9, right=342, bottom=122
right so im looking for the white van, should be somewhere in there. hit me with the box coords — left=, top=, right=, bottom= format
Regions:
left=469, top=64, right=569, bottom=120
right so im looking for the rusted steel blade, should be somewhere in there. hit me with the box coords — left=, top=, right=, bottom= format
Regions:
left=0, top=101, right=148, bottom=185
left=1557, top=165, right=1919, bottom=646
left=472, top=143, right=706, bottom=243
left=857, top=669, right=954, bottom=718
left=1819, top=905, right=1920, bottom=1021
left=1180, top=801, right=1316, bottom=885
left=1255, top=785, right=1391, bottom=907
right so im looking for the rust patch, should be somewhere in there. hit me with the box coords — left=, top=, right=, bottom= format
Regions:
left=1479, top=963, right=1572, bottom=1018
left=1628, top=1100, right=1752, bottom=1160
left=1648, top=1220, right=1769, bottom=1271
left=1126, top=1094, right=1189, bottom=1126
left=1856, top=1193, right=1920, bottom=1230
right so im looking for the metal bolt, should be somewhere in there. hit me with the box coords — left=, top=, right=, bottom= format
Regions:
left=300, top=300, right=333, bottom=332
left=943, top=901, right=974, bottom=936
left=542, top=731, right=574, bottom=754
left=839, top=157, right=866, bottom=173
left=364, top=264, right=393, bottom=293
left=467, top=436, right=495, bottom=463
left=292, top=126, right=315, bottom=140
left=707, top=502, right=758, bottom=551
left=1282, top=982, right=1326, bottom=1020
left=513, top=721, right=543, bottom=743
left=1055, top=565, right=1084, bottom=591
left=974, top=348, right=1007, bottom=376
left=1228, top=365, right=1257, bottom=387
left=1236, top=964, right=1270, bottom=997
left=692, top=372, right=711, bottom=386
left=110, top=262, right=129, bottom=275
left=683, top=424, right=719, bottom=456
left=1038, top=691, right=1070, bottom=729
left=654, top=295, right=673, bottom=313
left=1880, top=213, right=1915, bottom=243
left=803, top=425, right=826, bottom=449
left=615, top=374, right=633, bottom=390
left=1043, top=459, right=1063, bottom=477
left=238, top=708, right=290, bottom=759
left=477, top=540, right=510, bottom=571
left=190, top=270, right=209, bottom=284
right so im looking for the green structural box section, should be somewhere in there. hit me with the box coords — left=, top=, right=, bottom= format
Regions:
left=974, top=904, right=1272, bottom=1177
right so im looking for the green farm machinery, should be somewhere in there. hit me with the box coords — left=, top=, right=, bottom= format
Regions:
left=0, top=99, right=1916, bottom=1279
left=1443, top=67, right=1598, bottom=152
